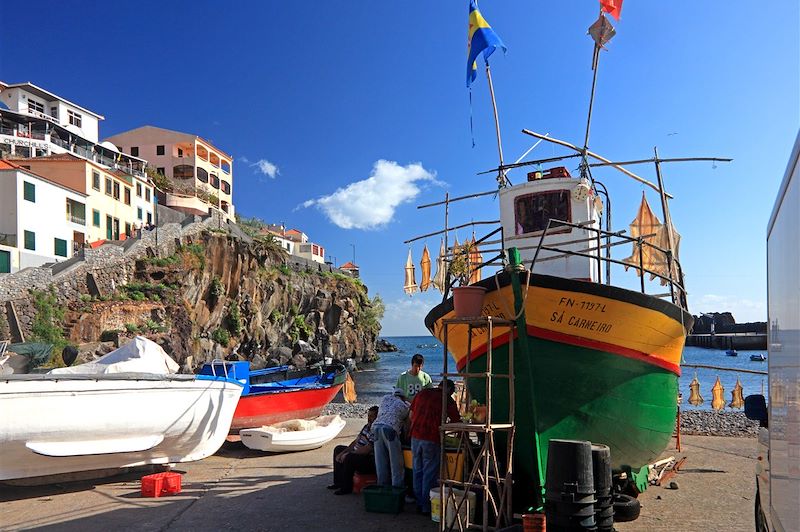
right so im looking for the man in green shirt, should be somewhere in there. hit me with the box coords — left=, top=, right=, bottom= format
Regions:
left=395, top=354, right=433, bottom=401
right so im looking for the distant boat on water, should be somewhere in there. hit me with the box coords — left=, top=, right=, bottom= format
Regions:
left=750, top=353, right=766, bottom=361
left=726, top=349, right=738, bottom=356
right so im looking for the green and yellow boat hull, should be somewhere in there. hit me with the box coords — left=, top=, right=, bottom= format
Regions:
left=425, top=272, right=693, bottom=508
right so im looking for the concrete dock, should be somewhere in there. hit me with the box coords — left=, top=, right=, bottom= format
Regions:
left=0, top=420, right=757, bottom=531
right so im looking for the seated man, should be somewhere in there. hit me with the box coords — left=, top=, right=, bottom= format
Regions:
left=328, top=406, right=379, bottom=495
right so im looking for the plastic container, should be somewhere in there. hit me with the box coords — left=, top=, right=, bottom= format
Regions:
left=430, top=487, right=476, bottom=526
left=522, top=513, right=546, bottom=532
left=363, top=485, right=405, bottom=514
left=352, top=472, right=377, bottom=494
left=591, top=444, right=614, bottom=531
left=403, top=447, right=465, bottom=481
left=141, top=472, right=182, bottom=498
left=545, top=439, right=596, bottom=529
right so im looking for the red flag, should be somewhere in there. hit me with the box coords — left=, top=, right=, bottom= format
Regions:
left=599, top=0, right=623, bottom=21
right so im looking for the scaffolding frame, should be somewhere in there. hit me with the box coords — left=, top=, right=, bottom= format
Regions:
left=439, top=316, right=516, bottom=531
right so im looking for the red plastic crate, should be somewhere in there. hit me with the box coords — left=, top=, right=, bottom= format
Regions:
left=141, top=472, right=182, bottom=497
left=352, top=472, right=377, bottom=494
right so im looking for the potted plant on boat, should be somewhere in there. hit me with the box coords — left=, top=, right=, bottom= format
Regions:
left=449, top=242, right=487, bottom=318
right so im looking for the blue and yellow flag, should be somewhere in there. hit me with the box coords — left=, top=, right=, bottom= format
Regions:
left=467, top=0, right=506, bottom=87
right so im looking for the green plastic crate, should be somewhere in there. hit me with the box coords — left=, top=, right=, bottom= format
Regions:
left=363, top=485, right=406, bottom=514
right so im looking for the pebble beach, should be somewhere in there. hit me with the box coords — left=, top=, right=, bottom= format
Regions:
left=324, top=403, right=760, bottom=438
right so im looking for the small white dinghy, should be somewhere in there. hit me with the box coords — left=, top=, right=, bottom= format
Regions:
left=240, top=414, right=346, bottom=452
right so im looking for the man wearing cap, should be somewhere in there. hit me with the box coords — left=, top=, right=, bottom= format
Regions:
left=372, top=387, right=410, bottom=489
left=409, top=379, right=462, bottom=516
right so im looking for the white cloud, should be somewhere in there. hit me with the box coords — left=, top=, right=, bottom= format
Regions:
left=238, top=156, right=279, bottom=179
left=252, top=159, right=279, bottom=179
left=690, top=293, right=767, bottom=323
left=301, top=160, right=439, bottom=230
left=380, top=295, right=439, bottom=336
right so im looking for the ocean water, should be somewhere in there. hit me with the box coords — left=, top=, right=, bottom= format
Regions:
left=345, top=336, right=768, bottom=412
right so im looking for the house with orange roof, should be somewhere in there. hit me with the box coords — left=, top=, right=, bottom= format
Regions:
left=8, top=154, right=152, bottom=244
left=339, top=261, right=360, bottom=278
left=0, top=160, right=88, bottom=273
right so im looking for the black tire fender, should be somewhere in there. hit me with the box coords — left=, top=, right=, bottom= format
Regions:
left=612, top=493, right=641, bottom=522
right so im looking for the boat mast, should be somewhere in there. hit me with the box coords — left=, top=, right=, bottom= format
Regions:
left=652, top=146, right=686, bottom=307
left=485, top=62, right=507, bottom=188
left=582, top=8, right=605, bottom=165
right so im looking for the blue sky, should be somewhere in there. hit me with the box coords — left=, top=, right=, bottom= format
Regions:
left=1, top=1, right=797, bottom=336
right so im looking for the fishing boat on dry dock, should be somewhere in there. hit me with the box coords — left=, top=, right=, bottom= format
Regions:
left=0, top=337, right=243, bottom=481
left=199, top=360, right=346, bottom=437
left=406, top=1, right=731, bottom=513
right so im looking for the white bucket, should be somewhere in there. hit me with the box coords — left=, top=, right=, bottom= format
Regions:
left=430, top=487, right=476, bottom=526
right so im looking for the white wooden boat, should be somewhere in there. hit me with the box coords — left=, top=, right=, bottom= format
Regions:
left=0, top=337, right=243, bottom=481
left=240, top=414, right=346, bottom=452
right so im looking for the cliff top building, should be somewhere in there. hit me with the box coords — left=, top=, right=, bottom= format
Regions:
left=0, top=81, right=147, bottom=178
left=105, top=126, right=234, bottom=221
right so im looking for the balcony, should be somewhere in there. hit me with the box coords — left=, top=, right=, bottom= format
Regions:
left=25, top=108, right=60, bottom=125
left=67, top=214, right=86, bottom=225
left=66, top=199, right=86, bottom=227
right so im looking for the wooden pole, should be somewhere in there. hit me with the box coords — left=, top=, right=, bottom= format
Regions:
left=485, top=62, right=507, bottom=187
left=583, top=43, right=602, bottom=152
left=653, top=146, right=682, bottom=306
left=521, top=129, right=674, bottom=199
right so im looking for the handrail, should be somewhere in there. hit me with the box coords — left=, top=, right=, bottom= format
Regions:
left=438, top=216, right=688, bottom=308
left=529, top=218, right=687, bottom=307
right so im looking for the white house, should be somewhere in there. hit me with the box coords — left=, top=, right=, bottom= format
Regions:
left=0, top=81, right=148, bottom=179
left=0, top=160, right=88, bottom=273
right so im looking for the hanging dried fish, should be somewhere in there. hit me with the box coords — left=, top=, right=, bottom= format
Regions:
left=688, top=375, right=704, bottom=406
left=469, top=233, right=483, bottom=284
left=729, top=379, right=745, bottom=409
left=432, top=238, right=447, bottom=293
left=404, top=249, right=418, bottom=295
left=343, top=371, right=357, bottom=404
left=419, top=244, right=432, bottom=292
left=711, top=377, right=725, bottom=411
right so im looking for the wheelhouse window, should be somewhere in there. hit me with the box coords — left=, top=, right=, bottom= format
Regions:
left=514, top=190, right=571, bottom=235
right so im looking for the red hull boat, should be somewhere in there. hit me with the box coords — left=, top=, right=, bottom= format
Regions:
left=200, top=361, right=347, bottom=437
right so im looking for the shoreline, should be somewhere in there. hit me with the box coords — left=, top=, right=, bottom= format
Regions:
left=324, top=403, right=759, bottom=438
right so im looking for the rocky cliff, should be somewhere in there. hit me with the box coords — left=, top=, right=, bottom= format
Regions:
left=2, top=229, right=382, bottom=371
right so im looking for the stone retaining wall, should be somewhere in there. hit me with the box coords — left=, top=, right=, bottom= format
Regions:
left=0, top=212, right=226, bottom=341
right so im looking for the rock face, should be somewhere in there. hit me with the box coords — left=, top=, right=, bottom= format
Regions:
left=2, top=231, right=382, bottom=371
